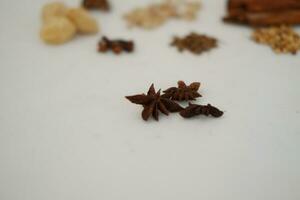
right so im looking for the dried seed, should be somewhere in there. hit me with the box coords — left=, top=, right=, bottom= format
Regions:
left=42, top=2, right=68, bottom=22
left=67, top=8, right=99, bottom=34
left=252, top=25, right=300, bottom=54
left=124, top=0, right=201, bottom=30
left=40, top=17, right=76, bottom=44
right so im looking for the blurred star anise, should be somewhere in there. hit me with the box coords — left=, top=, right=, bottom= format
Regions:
left=162, top=81, right=202, bottom=101
left=180, top=103, right=224, bottom=118
left=126, top=84, right=183, bottom=121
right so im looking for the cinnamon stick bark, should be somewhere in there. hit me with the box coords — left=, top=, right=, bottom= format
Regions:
left=224, top=0, right=300, bottom=26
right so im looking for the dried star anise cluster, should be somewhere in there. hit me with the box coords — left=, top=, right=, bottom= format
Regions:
left=126, top=81, right=224, bottom=121
left=98, top=36, right=134, bottom=54
left=82, top=0, right=110, bottom=11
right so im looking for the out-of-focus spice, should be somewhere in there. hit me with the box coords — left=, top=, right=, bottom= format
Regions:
left=124, top=0, right=201, bottom=30
left=252, top=25, right=300, bottom=54
left=98, top=36, right=134, bottom=54
left=171, top=32, right=218, bottom=54
left=82, top=0, right=110, bottom=11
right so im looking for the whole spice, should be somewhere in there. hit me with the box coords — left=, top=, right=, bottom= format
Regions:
left=67, top=8, right=99, bottom=34
left=171, top=32, right=218, bottom=54
left=163, top=81, right=202, bottom=101
left=124, top=0, right=201, bottom=30
left=40, top=2, right=99, bottom=45
left=98, top=36, right=134, bottom=54
left=126, top=84, right=183, bottom=121
left=42, top=2, right=68, bottom=22
left=40, top=17, right=76, bottom=44
left=223, top=0, right=300, bottom=26
left=180, top=103, right=224, bottom=118
left=252, top=25, right=300, bottom=54
left=82, top=0, right=110, bottom=11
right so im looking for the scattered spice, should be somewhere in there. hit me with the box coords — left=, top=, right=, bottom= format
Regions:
left=124, top=0, right=201, bottom=30
left=126, top=84, right=183, bottom=121
left=252, top=25, right=300, bottom=54
left=171, top=32, right=218, bottom=54
left=126, top=82, right=224, bottom=122
left=180, top=103, right=224, bottom=118
left=162, top=81, right=202, bottom=101
left=82, top=0, right=110, bottom=11
left=98, top=36, right=134, bottom=54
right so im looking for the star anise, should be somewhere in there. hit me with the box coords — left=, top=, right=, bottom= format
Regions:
left=126, top=84, right=183, bottom=121
left=162, top=81, right=202, bottom=101
left=180, top=103, right=224, bottom=118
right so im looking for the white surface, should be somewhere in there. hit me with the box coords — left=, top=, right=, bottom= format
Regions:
left=0, top=0, right=300, bottom=199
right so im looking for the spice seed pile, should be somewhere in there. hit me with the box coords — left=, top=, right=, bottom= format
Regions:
left=126, top=81, right=223, bottom=121
left=252, top=25, right=300, bottom=54
left=124, top=0, right=201, bottom=30
left=171, top=32, right=218, bottom=54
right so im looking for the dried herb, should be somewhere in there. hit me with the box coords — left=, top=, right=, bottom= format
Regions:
left=82, top=0, right=110, bottom=11
left=180, top=103, right=224, bottom=118
left=126, top=84, right=183, bottom=121
left=98, top=36, right=134, bottom=54
left=162, top=81, right=202, bottom=101
left=171, top=32, right=217, bottom=54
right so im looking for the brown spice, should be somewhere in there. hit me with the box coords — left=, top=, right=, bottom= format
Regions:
left=98, top=36, right=134, bottom=54
left=171, top=32, right=218, bottom=54
left=252, top=25, right=300, bottom=54
left=82, top=0, right=110, bottom=11
left=162, top=81, right=202, bottom=101
left=123, top=0, right=201, bottom=30
left=223, top=0, right=300, bottom=26
left=126, top=84, right=183, bottom=121
left=180, top=103, right=224, bottom=118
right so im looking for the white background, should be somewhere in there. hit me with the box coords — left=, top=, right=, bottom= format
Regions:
left=0, top=0, right=300, bottom=199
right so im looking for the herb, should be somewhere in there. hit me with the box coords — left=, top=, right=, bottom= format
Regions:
left=82, top=0, right=110, bottom=11
left=171, top=32, right=217, bottom=54
left=98, top=36, right=134, bottom=54
left=252, top=25, right=300, bottom=54
left=162, top=81, right=202, bottom=101
left=180, top=103, right=224, bottom=118
left=123, top=0, right=201, bottom=30
left=126, top=84, right=183, bottom=121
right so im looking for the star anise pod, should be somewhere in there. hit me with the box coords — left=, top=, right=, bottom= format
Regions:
left=126, top=84, right=183, bottom=121
left=180, top=103, right=224, bottom=118
left=162, top=81, right=202, bottom=101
